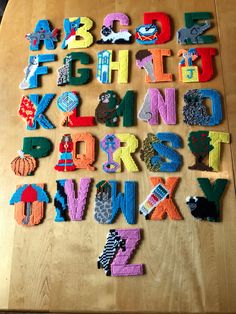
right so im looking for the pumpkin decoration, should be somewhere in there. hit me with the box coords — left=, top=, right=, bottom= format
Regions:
left=11, top=150, right=37, bottom=176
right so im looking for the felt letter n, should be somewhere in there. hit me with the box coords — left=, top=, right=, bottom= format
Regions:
left=138, top=88, right=176, bottom=125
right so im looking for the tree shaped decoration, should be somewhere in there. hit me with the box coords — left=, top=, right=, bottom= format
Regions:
left=183, top=89, right=210, bottom=126
left=188, top=131, right=214, bottom=171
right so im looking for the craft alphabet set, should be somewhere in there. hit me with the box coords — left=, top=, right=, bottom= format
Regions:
left=10, top=11, right=230, bottom=277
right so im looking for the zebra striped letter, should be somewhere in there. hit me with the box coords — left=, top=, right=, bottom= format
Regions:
left=98, top=229, right=143, bottom=276
left=111, top=229, right=144, bottom=276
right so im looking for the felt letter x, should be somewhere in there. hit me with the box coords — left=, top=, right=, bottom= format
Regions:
left=149, top=177, right=182, bottom=220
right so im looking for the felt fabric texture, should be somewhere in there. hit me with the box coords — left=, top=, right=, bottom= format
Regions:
left=113, top=134, right=139, bottom=172
left=186, top=178, right=228, bottom=222
left=196, top=47, right=216, bottom=82
left=141, top=133, right=182, bottom=172
left=11, top=150, right=37, bottom=176
left=94, top=181, right=113, bottom=223
left=142, top=12, right=171, bottom=44
left=94, top=181, right=136, bottom=224
left=149, top=177, right=182, bottom=220
left=57, top=91, right=95, bottom=127
left=72, top=132, right=95, bottom=170
left=95, top=90, right=135, bottom=127
left=178, top=48, right=198, bottom=81
left=108, top=91, right=135, bottom=127
left=57, top=91, right=78, bottom=126
left=26, top=19, right=58, bottom=50
left=97, top=229, right=126, bottom=276
left=197, top=178, right=228, bottom=212
left=23, top=137, right=52, bottom=159
left=135, top=24, right=158, bottom=45
left=111, top=229, right=144, bottom=276
left=110, top=181, right=136, bottom=224
left=19, top=94, right=55, bottom=130
left=57, top=52, right=91, bottom=86
left=177, top=12, right=213, bottom=45
left=97, top=13, right=132, bottom=44
left=18, top=96, right=36, bottom=128
left=183, top=89, right=222, bottom=126
left=57, top=54, right=71, bottom=85
left=96, top=50, right=129, bottom=84
left=65, top=178, right=91, bottom=220
left=19, top=54, right=55, bottom=89
left=9, top=184, right=49, bottom=226
left=139, top=182, right=169, bottom=217
left=138, top=88, right=176, bottom=125
left=181, top=66, right=199, bottom=82
left=100, top=134, right=120, bottom=173
left=184, top=12, right=215, bottom=44
left=188, top=131, right=214, bottom=171
left=54, top=180, right=68, bottom=222
left=57, top=91, right=79, bottom=126
left=136, top=49, right=173, bottom=82
left=208, top=131, right=230, bottom=171
left=62, top=17, right=94, bottom=49
left=54, top=179, right=91, bottom=222
left=55, top=134, right=76, bottom=172
left=95, top=91, right=119, bottom=124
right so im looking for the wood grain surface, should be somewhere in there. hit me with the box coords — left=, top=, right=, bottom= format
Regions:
left=0, top=0, right=235, bottom=313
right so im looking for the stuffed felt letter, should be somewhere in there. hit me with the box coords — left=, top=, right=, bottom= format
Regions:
left=95, top=90, right=135, bottom=127
left=61, top=17, right=94, bottom=49
left=136, top=12, right=171, bottom=45
left=26, top=19, right=59, bottom=50
left=141, top=133, right=182, bottom=172
left=23, top=137, right=52, bottom=159
left=113, top=134, right=139, bottom=172
left=97, top=228, right=144, bottom=276
left=177, top=12, right=215, bottom=45
left=57, top=91, right=95, bottom=127
left=96, top=50, right=129, bottom=84
left=19, top=94, right=55, bottom=130
left=57, top=52, right=91, bottom=86
left=186, top=178, right=228, bottom=222
left=183, top=89, right=222, bottom=126
left=138, top=88, right=176, bottom=125
left=72, top=132, right=96, bottom=170
left=94, top=180, right=136, bottom=224
left=97, top=13, right=132, bottom=44
left=178, top=47, right=216, bottom=82
left=136, top=49, right=173, bottom=83
left=54, top=178, right=91, bottom=221
left=19, top=54, right=55, bottom=89
left=9, top=184, right=49, bottom=226
left=111, top=229, right=144, bottom=276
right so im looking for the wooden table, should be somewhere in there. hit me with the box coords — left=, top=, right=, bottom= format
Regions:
left=0, top=0, right=235, bottom=312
